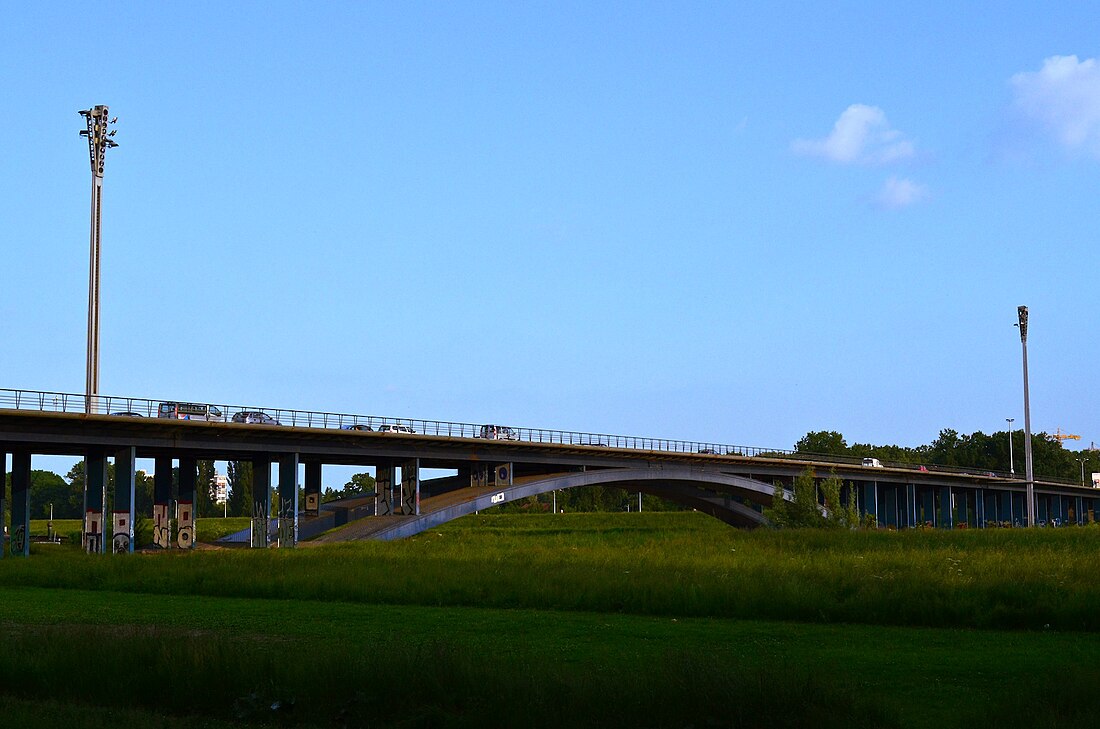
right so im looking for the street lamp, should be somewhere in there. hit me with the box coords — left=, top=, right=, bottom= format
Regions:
left=1006, top=418, right=1015, bottom=475
left=1077, top=457, right=1090, bottom=488
left=1016, top=306, right=1035, bottom=526
left=78, top=105, right=118, bottom=414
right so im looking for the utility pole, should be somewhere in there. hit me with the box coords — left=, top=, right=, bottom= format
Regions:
left=1006, top=417, right=1015, bottom=475
left=1017, top=306, right=1035, bottom=527
left=78, top=106, right=118, bottom=414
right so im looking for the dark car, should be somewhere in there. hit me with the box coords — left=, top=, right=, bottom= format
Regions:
left=232, top=411, right=280, bottom=426
left=110, top=411, right=145, bottom=417
left=342, top=424, right=373, bottom=431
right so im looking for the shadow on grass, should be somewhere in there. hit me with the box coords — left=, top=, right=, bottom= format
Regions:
left=0, top=623, right=897, bottom=728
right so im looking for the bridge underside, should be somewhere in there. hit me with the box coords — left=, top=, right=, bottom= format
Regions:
left=311, top=467, right=775, bottom=543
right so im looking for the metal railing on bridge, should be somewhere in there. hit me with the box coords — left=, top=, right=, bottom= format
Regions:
left=0, top=387, right=784, bottom=458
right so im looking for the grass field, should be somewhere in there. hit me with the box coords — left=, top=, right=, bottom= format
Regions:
left=2, top=512, right=1098, bottom=727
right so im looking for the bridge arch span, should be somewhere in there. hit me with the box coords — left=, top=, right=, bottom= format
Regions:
left=356, top=467, right=778, bottom=542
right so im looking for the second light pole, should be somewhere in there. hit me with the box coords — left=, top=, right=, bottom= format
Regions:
left=1017, top=306, right=1035, bottom=526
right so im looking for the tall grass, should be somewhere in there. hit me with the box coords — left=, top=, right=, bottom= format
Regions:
left=0, top=623, right=895, bottom=728
left=5, top=513, right=1100, bottom=631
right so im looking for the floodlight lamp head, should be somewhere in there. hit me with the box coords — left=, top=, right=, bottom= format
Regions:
left=1017, top=305, right=1028, bottom=342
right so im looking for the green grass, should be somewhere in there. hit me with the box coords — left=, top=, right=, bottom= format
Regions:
left=2, top=512, right=1099, bottom=727
left=11, top=512, right=1100, bottom=631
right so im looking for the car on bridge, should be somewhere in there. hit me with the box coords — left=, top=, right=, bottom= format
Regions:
left=377, top=424, right=416, bottom=434
left=479, top=424, right=518, bottom=440
left=158, top=402, right=225, bottom=422
left=232, top=411, right=281, bottom=426
left=110, top=411, right=145, bottom=417
left=342, top=424, right=373, bottom=431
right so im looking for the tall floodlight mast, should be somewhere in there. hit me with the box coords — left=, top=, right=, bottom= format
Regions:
left=78, top=106, right=118, bottom=414
left=1017, top=305, right=1035, bottom=526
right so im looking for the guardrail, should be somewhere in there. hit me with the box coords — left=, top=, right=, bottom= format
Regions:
left=0, top=387, right=1081, bottom=485
left=0, top=387, right=784, bottom=457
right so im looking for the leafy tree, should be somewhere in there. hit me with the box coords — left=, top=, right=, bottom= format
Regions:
left=196, top=460, right=216, bottom=517
left=795, top=431, right=849, bottom=457
left=344, top=472, right=376, bottom=495
left=766, top=468, right=825, bottom=528
left=227, top=460, right=253, bottom=517
left=819, top=472, right=859, bottom=529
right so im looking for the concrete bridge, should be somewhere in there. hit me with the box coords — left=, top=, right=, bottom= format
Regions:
left=1, top=388, right=1095, bottom=554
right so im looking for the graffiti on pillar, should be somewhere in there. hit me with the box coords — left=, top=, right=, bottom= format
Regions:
left=277, top=499, right=295, bottom=548
left=177, top=501, right=195, bottom=549
left=153, top=504, right=171, bottom=549
left=376, top=468, right=392, bottom=516
left=305, top=491, right=319, bottom=516
left=400, top=460, right=419, bottom=515
left=10, top=525, right=25, bottom=556
left=493, top=463, right=513, bottom=487
left=251, top=500, right=269, bottom=548
left=471, top=465, right=489, bottom=489
left=85, top=510, right=103, bottom=554
left=112, top=512, right=131, bottom=554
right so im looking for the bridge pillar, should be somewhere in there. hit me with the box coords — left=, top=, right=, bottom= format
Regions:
left=153, top=456, right=173, bottom=548
left=112, top=446, right=136, bottom=553
left=470, top=464, right=489, bottom=489
left=10, top=450, right=31, bottom=557
left=904, top=484, right=916, bottom=528
left=304, top=461, right=322, bottom=517
left=400, top=459, right=420, bottom=515
left=277, top=453, right=298, bottom=547
left=0, top=449, right=5, bottom=559
left=251, top=456, right=271, bottom=548
left=956, top=490, right=969, bottom=528
left=861, top=482, right=877, bottom=525
left=1075, top=496, right=1084, bottom=525
left=882, top=486, right=897, bottom=528
left=981, top=490, right=995, bottom=527
left=938, top=487, right=952, bottom=529
left=177, top=457, right=196, bottom=549
left=84, top=451, right=108, bottom=554
left=376, top=462, right=394, bottom=516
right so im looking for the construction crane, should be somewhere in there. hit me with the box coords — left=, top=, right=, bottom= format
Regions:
left=1053, top=427, right=1081, bottom=442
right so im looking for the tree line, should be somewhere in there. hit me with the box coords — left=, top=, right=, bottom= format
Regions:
left=795, top=429, right=1095, bottom=483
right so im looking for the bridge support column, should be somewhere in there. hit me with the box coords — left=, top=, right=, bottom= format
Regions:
left=304, top=461, right=322, bottom=517
left=153, top=456, right=172, bottom=548
left=974, top=489, right=985, bottom=528
left=177, top=457, right=196, bottom=549
left=1075, top=496, right=1084, bottom=525
left=112, top=446, right=136, bottom=553
left=10, top=451, right=31, bottom=557
left=251, top=456, right=271, bottom=548
left=84, top=451, right=108, bottom=553
left=861, top=482, right=877, bottom=525
left=882, top=487, right=897, bottom=528
left=939, top=487, right=952, bottom=529
left=376, top=462, right=394, bottom=516
left=277, top=454, right=298, bottom=548
left=400, top=459, right=420, bottom=516
left=904, top=484, right=916, bottom=528
left=0, top=449, right=5, bottom=559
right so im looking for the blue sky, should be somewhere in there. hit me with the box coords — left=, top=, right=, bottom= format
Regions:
left=3, top=1, right=1099, bottom=470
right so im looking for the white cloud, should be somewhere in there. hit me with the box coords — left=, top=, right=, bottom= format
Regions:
left=1011, top=55, right=1100, bottom=157
left=874, top=177, right=928, bottom=209
left=792, top=104, right=915, bottom=164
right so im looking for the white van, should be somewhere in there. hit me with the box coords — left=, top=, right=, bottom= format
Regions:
left=862, top=457, right=883, bottom=468
left=158, top=402, right=225, bottom=422
left=479, top=424, right=518, bottom=440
